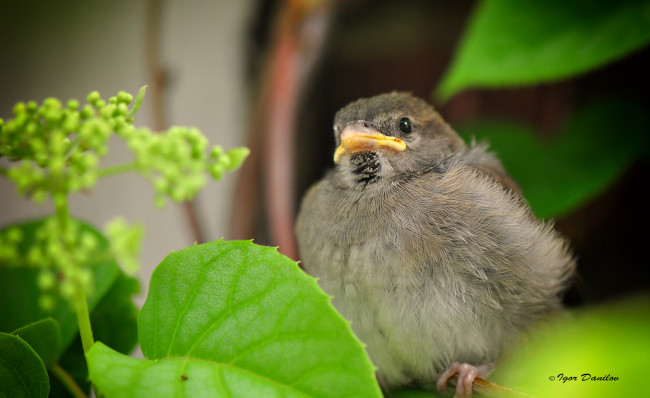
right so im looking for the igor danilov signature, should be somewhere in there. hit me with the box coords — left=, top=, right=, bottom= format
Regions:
left=549, top=373, right=619, bottom=383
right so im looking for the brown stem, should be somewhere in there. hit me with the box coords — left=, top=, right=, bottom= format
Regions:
left=229, top=0, right=334, bottom=259
left=446, top=374, right=534, bottom=397
left=145, top=0, right=205, bottom=243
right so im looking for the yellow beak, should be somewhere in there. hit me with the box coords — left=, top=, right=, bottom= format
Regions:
left=333, top=122, right=406, bottom=163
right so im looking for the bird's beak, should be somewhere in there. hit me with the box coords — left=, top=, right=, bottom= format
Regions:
left=333, top=121, right=406, bottom=163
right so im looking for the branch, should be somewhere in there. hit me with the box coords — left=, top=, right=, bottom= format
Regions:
left=446, top=374, right=533, bottom=397
left=145, top=0, right=206, bottom=243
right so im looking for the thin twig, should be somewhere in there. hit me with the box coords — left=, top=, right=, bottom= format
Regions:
left=49, top=363, right=88, bottom=398
left=446, top=374, right=533, bottom=397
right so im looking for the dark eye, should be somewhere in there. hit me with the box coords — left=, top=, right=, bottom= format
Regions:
left=398, top=117, right=412, bottom=134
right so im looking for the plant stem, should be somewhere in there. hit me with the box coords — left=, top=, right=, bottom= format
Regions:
left=96, top=163, right=139, bottom=178
left=49, top=363, right=88, bottom=398
left=54, top=192, right=69, bottom=233
left=74, top=285, right=95, bottom=354
left=53, top=191, right=95, bottom=354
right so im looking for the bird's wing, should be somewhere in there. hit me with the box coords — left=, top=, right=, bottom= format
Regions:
left=462, top=143, right=522, bottom=195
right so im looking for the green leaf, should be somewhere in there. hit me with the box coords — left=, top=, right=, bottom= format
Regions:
left=49, top=271, right=141, bottom=397
left=0, top=218, right=120, bottom=353
left=11, top=318, right=62, bottom=366
left=0, top=332, right=49, bottom=398
left=392, top=389, right=445, bottom=398
left=128, top=85, right=147, bottom=118
left=491, top=296, right=650, bottom=397
left=436, top=0, right=650, bottom=101
left=91, top=271, right=140, bottom=354
left=89, top=240, right=382, bottom=398
left=458, top=97, right=650, bottom=218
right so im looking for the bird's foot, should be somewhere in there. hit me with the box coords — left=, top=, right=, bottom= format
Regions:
left=436, top=362, right=492, bottom=398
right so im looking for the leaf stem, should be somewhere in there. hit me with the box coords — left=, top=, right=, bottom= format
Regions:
left=49, top=363, right=88, bottom=398
left=53, top=191, right=95, bottom=354
left=75, top=285, right=95, bottom=354
left=96, top=163, right=139, bottom=178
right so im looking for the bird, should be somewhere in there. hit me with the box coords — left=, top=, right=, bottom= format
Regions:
left=295, top=92, right=575, bottom=397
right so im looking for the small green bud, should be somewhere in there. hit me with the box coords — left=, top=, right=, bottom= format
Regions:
left=117, top=91, right=133, bottom=104
left=81, top=104, right=95, bottom=119
left=100, top=104, right=116, bottom=118
left=59, top=279, right=76, bottom=301
left=78, top=268, right=93, bottom=291
left=87, top=91, right=101, bottom=104
left=109, top=96, right=118, bottom=104
left=153, top=178, right=169, bottom=192
left=49, top=158, right=65, bottom=176
left=79, top=172, right=98, bottom=188
left=13, top=102, right=26, bottom=115
left=38, top=294, right=56, bottom=312
left=37, top=270, right=57, bottom=291
left=210, top=145, right=223, bottom=158
left=80, top=232, right=98, bottom=251
left=216, top=155, right=231, bottom=170
left=117, top=102, right=129, bottom=116
left=6, top=228, right=23, bottom=243
left=32, top=190, right=48, bottom=203
left=67, top=99, right=79, bottom=110
left=209, top=164, right=223, bottom=180
left=43, top=97, right=62, bottom=111
left=27, top=247, right=44, bottom=265
left=35, top=153, right=49, bottom=168
left=27, top=101, right=38, bottom=113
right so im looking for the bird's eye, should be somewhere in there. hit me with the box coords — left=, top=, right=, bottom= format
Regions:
left=398, top=117, right=412, bottom=135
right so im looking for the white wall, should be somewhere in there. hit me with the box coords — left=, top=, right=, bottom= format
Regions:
left=0, top=0, right=253, bottom=306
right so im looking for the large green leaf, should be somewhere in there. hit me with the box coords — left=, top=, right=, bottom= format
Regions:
left=491, top=296, right=649, bottom=397
left=458, top=98, right=650, bottom=218
left=88, top=240, right=382, bottom=398
left=11, top=318, right=62, bottom=367
left=0, top=332, right=49, bottom=398
left=0, top=218, right=120, bottom=352
left=436, top=0, right=650, bottom=101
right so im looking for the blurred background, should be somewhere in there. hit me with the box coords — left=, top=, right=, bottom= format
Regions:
left=1, top=0, right=649, bottom=310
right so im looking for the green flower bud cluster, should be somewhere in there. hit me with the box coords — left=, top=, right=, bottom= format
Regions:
left=0, top=227, right=23, bottom=263
left=0, top=90, right=140, bottom=200
left=10, top=218, right=97, bottom=311
left=1, top=87, right=249, bottom=310
left=122, top=126, right=250, bottom=208
left=105, top=217, right=143, bottom=275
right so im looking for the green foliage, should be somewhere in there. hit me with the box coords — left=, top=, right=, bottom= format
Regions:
left=88, top=240, right=383, bottom=398
left=0, top=219, right=139, bottom=398
left=458, top=98, right=650, bottom=218
left=0, top=88, right=248, bottom=397
left=491, top=296, right=650, bottom=397
left=0, top=219, right=125, bottom=351
left=436, top=0, right=650, bottom=101
left=0, top=332, right=50, bottom=398
left=433, top=0, right=650, bottom=220
left=10, top=319, right=62, bottom=367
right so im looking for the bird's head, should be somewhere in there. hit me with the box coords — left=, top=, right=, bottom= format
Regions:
left=332, top=92, right=465, bottom=187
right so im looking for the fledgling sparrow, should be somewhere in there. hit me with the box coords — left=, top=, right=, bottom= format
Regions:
left=295, top=92, right=574, bottom=397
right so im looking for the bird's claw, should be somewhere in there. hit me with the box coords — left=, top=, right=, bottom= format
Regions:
left=436, top=362, right=490, bottom=398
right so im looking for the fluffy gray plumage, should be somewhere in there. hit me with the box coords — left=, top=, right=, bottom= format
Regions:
left=295, top=92, right=574, bottom=391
